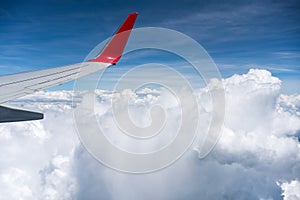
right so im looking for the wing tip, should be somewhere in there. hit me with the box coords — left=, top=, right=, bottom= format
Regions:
left=89, top=12, right=138, bottom=64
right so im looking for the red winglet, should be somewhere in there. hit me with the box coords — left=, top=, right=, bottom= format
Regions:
left=89, top=12, right=138, bottom=64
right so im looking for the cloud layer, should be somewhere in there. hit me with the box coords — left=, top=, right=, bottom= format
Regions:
left=0, top=69, right=299, bottom=200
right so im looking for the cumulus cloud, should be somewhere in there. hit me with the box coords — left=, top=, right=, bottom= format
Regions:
left=278, top=180, right=300, bottom=200
left=0, top=69, right=299, bottom=200
left=40, top=155, right=76, bottom=200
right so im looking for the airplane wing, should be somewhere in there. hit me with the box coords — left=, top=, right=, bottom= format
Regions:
left=0, top=12, right=138, bottom=123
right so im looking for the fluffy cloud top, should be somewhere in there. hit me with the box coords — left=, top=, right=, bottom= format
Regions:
left=278, top=180, right=300, bottom=200
left=0, top=69, right=299, bottom=200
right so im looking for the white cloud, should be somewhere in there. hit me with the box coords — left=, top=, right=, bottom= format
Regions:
left=0, top=69, right=299, bottom=199
left=278, top=180, right=300, bottom=200
left=40, top=155, right=77, bottom=200
left=0, top=168, right=33, bottom=199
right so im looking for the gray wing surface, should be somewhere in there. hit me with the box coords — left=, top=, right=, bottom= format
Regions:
left=0, top=62, right=109, bottom=104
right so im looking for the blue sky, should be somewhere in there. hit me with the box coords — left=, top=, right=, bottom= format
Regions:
left=0, top=0, right=299, bottom=93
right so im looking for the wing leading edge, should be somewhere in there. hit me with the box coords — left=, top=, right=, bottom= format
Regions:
left=0, top=12, right=138, bottom=123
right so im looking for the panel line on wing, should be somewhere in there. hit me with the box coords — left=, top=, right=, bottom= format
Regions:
left=0, top=63, right=89, bottom=87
